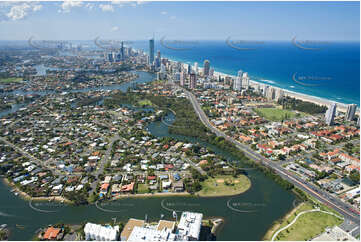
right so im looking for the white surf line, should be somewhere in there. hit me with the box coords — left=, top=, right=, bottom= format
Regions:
left=226, top=199, right=258, bottom=213
left=29, top=200, right=57, bottom=213
left=160, top=199, right=182, bottom=213
left=271, top=208, right=344, bottom=241
left=95, top=201, right=124, bottom=213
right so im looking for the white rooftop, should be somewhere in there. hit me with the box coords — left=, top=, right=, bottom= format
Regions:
left=177, top=211, right=203, bottom=240
left=127, top=226, right=176, bottom=241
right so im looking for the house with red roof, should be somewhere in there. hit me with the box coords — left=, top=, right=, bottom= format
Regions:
left=43, top=227, right=62, bottom=240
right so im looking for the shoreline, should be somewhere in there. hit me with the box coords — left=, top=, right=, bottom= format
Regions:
left=2, top=178, right=72, bottom=204
left=213, top=70, right=353, bottom=113
left=262, top=202, right=305, bottom=241
left=163, top=54, right=357, bottom=112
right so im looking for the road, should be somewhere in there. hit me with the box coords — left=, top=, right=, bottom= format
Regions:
left=0, top=136, right=62, bottom=176
left=89, top=133, right=120, bottom=194
left=179, top=86, right=360, bottom=235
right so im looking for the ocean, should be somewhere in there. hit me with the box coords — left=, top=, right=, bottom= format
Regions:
left=1, top=40, right=359, bottom=106
left=132, top=40, right=360, bottom=106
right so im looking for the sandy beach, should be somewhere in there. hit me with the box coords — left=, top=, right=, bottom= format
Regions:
left=212, top=70, right=353, bottom=113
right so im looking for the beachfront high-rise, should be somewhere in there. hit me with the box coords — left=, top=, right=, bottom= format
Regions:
left=203, top=60, right=210, bottom=77
left=149, top=38, right=155, bottom=65
left=263, top=85, right=269, bottom=97
left=194, top=62, right=198, bottom=74
left=242, top=72, right=249, bottom=90
left=190, top=73, right=196, bottom=89
left=187, top=64, right=192, bottom=74
left=233, top=70, right=243, bottom=91
left=180, top=71, right=185, bottom=87
left=266, top=87, right=275, bottom=101
left=275, top=88, right=284, bottom=101
left=325, top=103, right=337, bottom=125
left=346, top=104, right=357, bottom=121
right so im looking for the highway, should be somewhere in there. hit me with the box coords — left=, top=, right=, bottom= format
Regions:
left=179, top=86, right=360, bottom=234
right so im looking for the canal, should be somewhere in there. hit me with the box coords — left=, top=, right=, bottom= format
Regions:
left=0, top=71, right=296, bottom=240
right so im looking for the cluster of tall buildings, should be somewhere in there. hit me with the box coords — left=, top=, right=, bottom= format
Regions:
left=146, top=39, right=359, bottom=127
left=324, top=103, right=358, bottom=126
left=104, top=42, right=133, bottom=63
left=233, top=70, right=250, bottom=92
left=257, top=84, right=284, bottom=102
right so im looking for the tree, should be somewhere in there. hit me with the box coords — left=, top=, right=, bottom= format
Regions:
left=349, top=170, right=360, bottom=184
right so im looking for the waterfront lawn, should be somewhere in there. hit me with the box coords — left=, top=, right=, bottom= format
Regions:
left=254, top=108, right=301, bottom=121
left=272, top=202, right=343, bottom=241
left=0, top=77, right=23, bottom=83
left=197, top=175, right=251, bottom=197
left=137, top=183, right=149, bottom=194
left=138, top=99, right=153, bottom=107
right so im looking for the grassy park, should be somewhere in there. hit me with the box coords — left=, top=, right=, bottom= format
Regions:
left=136, top=183, right=149, bottom=194
left=264, top=202, right=343, bottom=241
left=197, top=175, right=251, bottom=197
left=138, top=99, right=153, bottom=107
left=254, top=108, right=302, bottom=121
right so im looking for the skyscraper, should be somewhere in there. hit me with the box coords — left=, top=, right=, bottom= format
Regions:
left=187, top=64, right=192, bottom=74
left=157, top=50, right=161, bottom=59
left=209, top=68, right=214, bottom=77
left=266, top=87, right=275, bottom=100
left=194, top=62, right=198, bottom=74
left=345, top=104, right=357, bottom=121
left=242, top=72, right=250, bottom=90
left=203, top=60, right=210, bottom=77
left=120, top=41, right=124, bottom=61
left=233, top=70, right=243, bottom=91
left=263, top=85, right=269, bottom=97
left=189, top=73, right=196, bottom=89
left=149, top=38, right=155, bottom=65
left=325, top=103, right=337, bottom=125
left=180, top=71, right=185, bottom=86
left=275, top=89, right=284, bottom=101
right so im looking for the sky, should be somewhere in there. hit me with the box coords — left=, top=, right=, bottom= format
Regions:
left=0, top=1, right=359, bottom=41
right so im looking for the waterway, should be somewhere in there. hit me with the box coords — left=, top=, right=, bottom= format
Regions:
left=0, top=71, right=296, bottom=240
